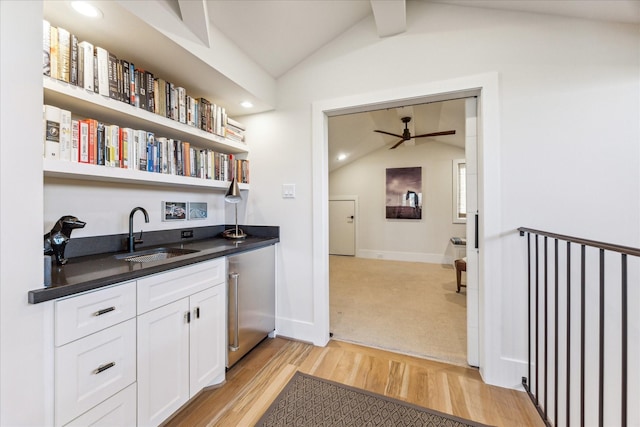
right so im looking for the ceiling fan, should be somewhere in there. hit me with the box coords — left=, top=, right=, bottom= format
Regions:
left=374, top=116, right=456, bottom=149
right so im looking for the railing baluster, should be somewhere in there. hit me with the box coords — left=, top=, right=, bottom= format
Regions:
left=566, top=241, right=571, bottom=427
left=581, top=244, right=586, bottom=427
left=599, top=249, right=605, bottom=427
left=554, top=238, right=559, bottom=427
left=536, top=234, right=540, bottom=405
left=621, top=254, right=627, bottom=427
left=544, top=236, right=548, bottom=415
left=527, top=232, right=532, bottom=398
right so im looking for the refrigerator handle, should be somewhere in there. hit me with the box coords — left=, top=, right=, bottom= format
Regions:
left=229, top=272, right=240, bottom=352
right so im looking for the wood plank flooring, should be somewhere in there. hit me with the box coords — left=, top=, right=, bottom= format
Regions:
left=163, top=337, right=544, bottom=427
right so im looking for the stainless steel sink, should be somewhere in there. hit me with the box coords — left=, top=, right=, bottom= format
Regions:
left=115, top=247, right=199, bottom=263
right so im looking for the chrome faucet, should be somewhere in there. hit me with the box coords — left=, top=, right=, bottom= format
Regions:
left=128, top=207, right=149, bottom=252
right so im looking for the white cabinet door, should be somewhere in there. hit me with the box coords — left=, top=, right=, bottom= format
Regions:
left=189, top=284, right=226, bottom=396
left=137, top=299, right=190, bottom=427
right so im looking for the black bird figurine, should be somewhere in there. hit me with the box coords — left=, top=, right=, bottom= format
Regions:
left=43, top=215, right=86, bottom=265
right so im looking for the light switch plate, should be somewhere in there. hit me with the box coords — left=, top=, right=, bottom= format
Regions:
left=282, top=184, right=296, bottom=198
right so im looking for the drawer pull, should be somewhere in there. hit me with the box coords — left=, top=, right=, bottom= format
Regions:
left=93, top=362, right=116, bottom=374
left=93, top=306, right=116, bottom=316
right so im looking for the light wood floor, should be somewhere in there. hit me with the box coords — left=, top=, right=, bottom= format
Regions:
left=163, top=337, right=544, bottom=427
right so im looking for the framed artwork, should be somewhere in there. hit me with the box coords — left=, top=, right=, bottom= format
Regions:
left=385, top=167, right=422, bottom=219
left=162, top=201, right=187, bottom=221
left=188, top=202, right=208, bottom=220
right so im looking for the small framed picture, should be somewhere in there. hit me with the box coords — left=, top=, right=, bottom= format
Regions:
left=163, top=201, right=187, bottom=221
left=188, top=202, right=207, bottom=220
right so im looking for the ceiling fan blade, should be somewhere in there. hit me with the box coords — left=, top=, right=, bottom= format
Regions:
left=389, top=139, right=405, bottom=149
left=412, top=130, right=456, bottom=139
left=374, top=130, right=403, bottom=138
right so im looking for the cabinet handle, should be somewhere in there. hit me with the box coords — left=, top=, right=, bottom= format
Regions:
left=185, top=311, right=191, bottom=323
left=195, top=307, right=200, bottom=319
left=229, top=272, right=240, bottom=352
left=93, top=306, right=115, bottom=316
left=93, top=362, right=115, bottom=374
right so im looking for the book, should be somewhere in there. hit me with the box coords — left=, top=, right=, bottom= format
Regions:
left=145, top=71, right=154, bottom=112
left=109, top=125, right=120, bottom=167
left=107, top=51, right=119, bottom=100
left=59, top=108, right=72, bottom=161
left=121, top=128, right=133, bottom=169
left=57, top=27, right=70, bottom=83
left=78, top=120, right=89, bottom=163
left=49, top=26, right=58, bottom=80
left=95, top=46, right=109, bottom=96
left=43, top=20, right=51, bottom=76
left=87, top=118, right=97, bottom=164
left=121, top=60, right=130, bottom=104
left=177, top=87, right=186, bottom=124
left=146, top=132, right=155, bottom=172
left=43, top=105, right=61, bottom=159
left=77, top=41, right=94, bottom=91
left=135, top=68, right=147, bottom=110
left=136, top=129, right=147, bottom=171
left=70, top=34, right=78, bottom=86
left=71, top=119, right=79, bottom=162
left=128, top=62, right=136, bottom=105
left=96, top=122, right=106, bottom=166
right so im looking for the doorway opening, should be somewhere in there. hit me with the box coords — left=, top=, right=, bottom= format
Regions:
left=311, top=73, right=501, bottom=379
left=327, top=98, right=474, bottom=366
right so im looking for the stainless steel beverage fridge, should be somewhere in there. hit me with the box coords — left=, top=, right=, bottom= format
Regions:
left=226, top=245, right=276, bottom=368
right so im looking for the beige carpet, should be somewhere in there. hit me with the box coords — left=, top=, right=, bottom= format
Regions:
left=330, top=256, right=467, bottom=366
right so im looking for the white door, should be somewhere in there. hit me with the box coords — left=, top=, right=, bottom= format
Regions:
left=465, top=97, right=480, bottom=367
left=137, top=299, right=190, bottom=427
left=329, top=199, right=355, bottom=256
left=189, top=284, right=226, bottom=396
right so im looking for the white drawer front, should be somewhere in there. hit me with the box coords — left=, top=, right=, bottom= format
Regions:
left=64, top=383, right=136, bottom=427
left=55, top=319, right=136, bottom=427
left=55, top=281, right=136, bottom=346
left=137, top=258, right=225, bottom=314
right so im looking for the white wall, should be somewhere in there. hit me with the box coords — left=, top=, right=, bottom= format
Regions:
left=329, top=141, right=466, bottom=263
left=0, top=2, right=53, bottom=425
left=242, top=0, right=640, bottom=396
left=44, top=179, right=228, bottom=238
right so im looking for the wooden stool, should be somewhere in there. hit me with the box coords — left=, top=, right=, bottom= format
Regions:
left=455, top=258, right=466, bottom=293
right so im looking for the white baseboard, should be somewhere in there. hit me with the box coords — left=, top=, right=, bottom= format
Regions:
left=358, top=249, right=452, bottom=265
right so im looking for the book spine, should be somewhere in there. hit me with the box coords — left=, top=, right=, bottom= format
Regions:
left=111, top=125, right=120, bottom=167
left=71, top=119, right=79, bottom=162
left=96, top=122, right=106, bottom=166
left=78, top=41, right=94, bottom=91
left=57, top=27, right=71, bottom=83
left=79, top=120, right=89, bottom=163
left=136, top=69, right=147, bottom=110
left=43, top=20, right=51, bottom=76
left=145, top=71, right=154, bottom=112
left=49, top=26, right=58, bottom=80
left=107, top=52, right=119, bottom=100
left=70, top=34, right=78, bottom=86
left=129, top=62, right=136, bottom=105
left=88, top=119, right=97, bottom=164
left=177, top=87, right=186, bottom=124
left=116, top=60, right=123, bottom=102
left=95, top=46, right=109, bottom=96
left=59, top=108, right=72, bottom=161
left=137, top=130, right=147, bottom=172
left=146, top=132, right=155, bottom=172
left=43, top=105, right=61, bottom=159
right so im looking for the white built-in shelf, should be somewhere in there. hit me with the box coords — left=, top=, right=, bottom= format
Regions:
left=43, top=159, right=249, bottom=191
left=43, top=77, right=249, bottom=156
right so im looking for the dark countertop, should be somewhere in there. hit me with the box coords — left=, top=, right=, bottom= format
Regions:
left=29, top=225, right=279, bottom=304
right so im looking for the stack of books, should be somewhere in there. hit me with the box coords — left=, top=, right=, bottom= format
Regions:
left=43, top=104, right=249, bottom=183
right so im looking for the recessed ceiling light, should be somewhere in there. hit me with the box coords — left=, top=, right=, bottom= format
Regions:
left=240, top=101, right=253, bottom=108
left=337, top=154, right=347, bottom=161
left=70, top=1, right=103, bottom=18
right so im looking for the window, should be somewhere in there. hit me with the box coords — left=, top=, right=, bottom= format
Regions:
left=452, top=159, right=466, bottom=223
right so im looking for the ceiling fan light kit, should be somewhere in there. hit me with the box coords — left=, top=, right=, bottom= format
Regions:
left=374, top=116, right=456, bottom=149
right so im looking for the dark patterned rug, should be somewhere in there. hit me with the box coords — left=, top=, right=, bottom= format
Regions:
left=255, top=371, right=492, bottom=426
